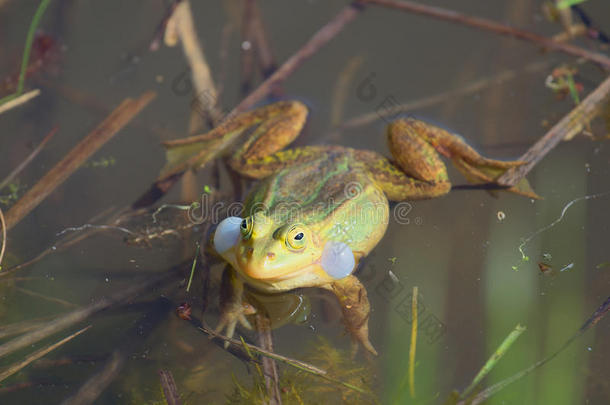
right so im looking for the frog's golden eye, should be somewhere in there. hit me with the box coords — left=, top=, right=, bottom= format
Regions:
left=286, top=226, right=306, bottom=250
left=240, top=217, right=253, bottom=239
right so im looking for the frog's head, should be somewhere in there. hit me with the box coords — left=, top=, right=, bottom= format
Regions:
left=214, top=212, right=355, bottom=285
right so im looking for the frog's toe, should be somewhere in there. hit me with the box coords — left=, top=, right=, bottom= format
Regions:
left=453, top=157, right=541, bottom=199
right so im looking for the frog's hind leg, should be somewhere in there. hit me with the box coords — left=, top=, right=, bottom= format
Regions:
left=366, top=119, right=538, bottom=200
left=160, top=101, right=309, bottom=179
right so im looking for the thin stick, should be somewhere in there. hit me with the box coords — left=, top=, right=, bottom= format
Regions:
left=0, top=125, right=58, bottom=191
left=497, top=74, right=610, bottom=187
left=0, top=207, right=5, bottom=270
left=0, top=325, right=91, bottom=383
left=0, top=89, right=40, bottom=115
left=13, top=286, right=79, bottom=308
left=365, top=0, right=610, bottom=69
left=4, top=91, right=156, bottom=230
left=338, top=61, right=550, bottom=129
left=232, top=1, right=364, bottom=114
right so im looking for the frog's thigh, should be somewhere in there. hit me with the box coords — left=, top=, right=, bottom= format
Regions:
left=386, top=119, right=448, bottom=183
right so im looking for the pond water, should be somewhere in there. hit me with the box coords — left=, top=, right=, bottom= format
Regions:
left=1, top=1, right=609, bottom=404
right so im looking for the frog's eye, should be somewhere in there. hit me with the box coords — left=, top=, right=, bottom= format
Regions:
left=286, top=226, right=306, bottom=250
left=240, top=217, right=253, bottom=239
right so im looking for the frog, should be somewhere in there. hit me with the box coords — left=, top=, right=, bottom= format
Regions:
left=161, top=101, right=537, bottom=355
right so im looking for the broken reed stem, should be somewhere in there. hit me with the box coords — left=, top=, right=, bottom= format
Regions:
left=457, top=294, right=610, bottom=405
left=409, top=286, right=418, bottom=399
left=365, top=0, right=610, bottom=69
left=4, top=91, right=156, bottom=230
left=0, top=125, right=58, bottom=191
left=167, top=0, right=222, bottom=128
left=460, top=324, right=526, bottom=399
left=0, top=89, right=40, bottom=115
left=232, top=1, right=364, bottom=114
left=0, top=207, right=6, bottom=269
left=0, top=325, right=91, bottom=383
left=497, top=74, right=610, bottom=187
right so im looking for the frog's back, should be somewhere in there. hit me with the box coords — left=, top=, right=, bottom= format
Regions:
left=244, top=147, right=389, bottom=254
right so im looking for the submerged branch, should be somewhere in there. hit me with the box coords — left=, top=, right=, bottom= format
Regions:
left=4, top=91, right=156, bottom=230
left=233, top=1, right=364, bottom=114
left=365, top=0, right=610, bottom=69
left=0, top=125, right=58, bottom=191
left=0, top=325, right=91, bottom=383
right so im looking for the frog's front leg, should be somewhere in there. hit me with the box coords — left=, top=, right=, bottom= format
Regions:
left=323, top=275, right=377, bottom=356
left=215, top=266, right=256, bottom=347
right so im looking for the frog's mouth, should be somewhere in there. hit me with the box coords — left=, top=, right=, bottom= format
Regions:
left=236, top=240, right=355, bottom=282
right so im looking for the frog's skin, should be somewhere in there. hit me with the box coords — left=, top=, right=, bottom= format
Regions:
left=163, top=101, right=535, bottom=355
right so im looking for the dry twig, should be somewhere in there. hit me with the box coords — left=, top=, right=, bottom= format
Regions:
left=166, top=0, right=222, bottom=128
left=365, top=0, right=610, bottom=69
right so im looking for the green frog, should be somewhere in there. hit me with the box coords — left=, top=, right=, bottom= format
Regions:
left=161, top=101, right=536, bottom=355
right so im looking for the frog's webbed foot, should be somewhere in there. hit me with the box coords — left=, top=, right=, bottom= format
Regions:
left=214, top=301, right=255, bottom=348
left=214, top=267, right=256, bottom=348
left=326, top=275, right=377, bottom=356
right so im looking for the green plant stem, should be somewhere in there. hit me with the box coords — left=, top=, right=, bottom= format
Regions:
left=460, top=324, right=526, bottom=399
left=186, top=242, right=199, bottom=292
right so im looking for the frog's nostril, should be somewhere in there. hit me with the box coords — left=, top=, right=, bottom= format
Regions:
left=266, top=252, right=276, bottom=260
left=246, top=247, right=254, bottom=257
